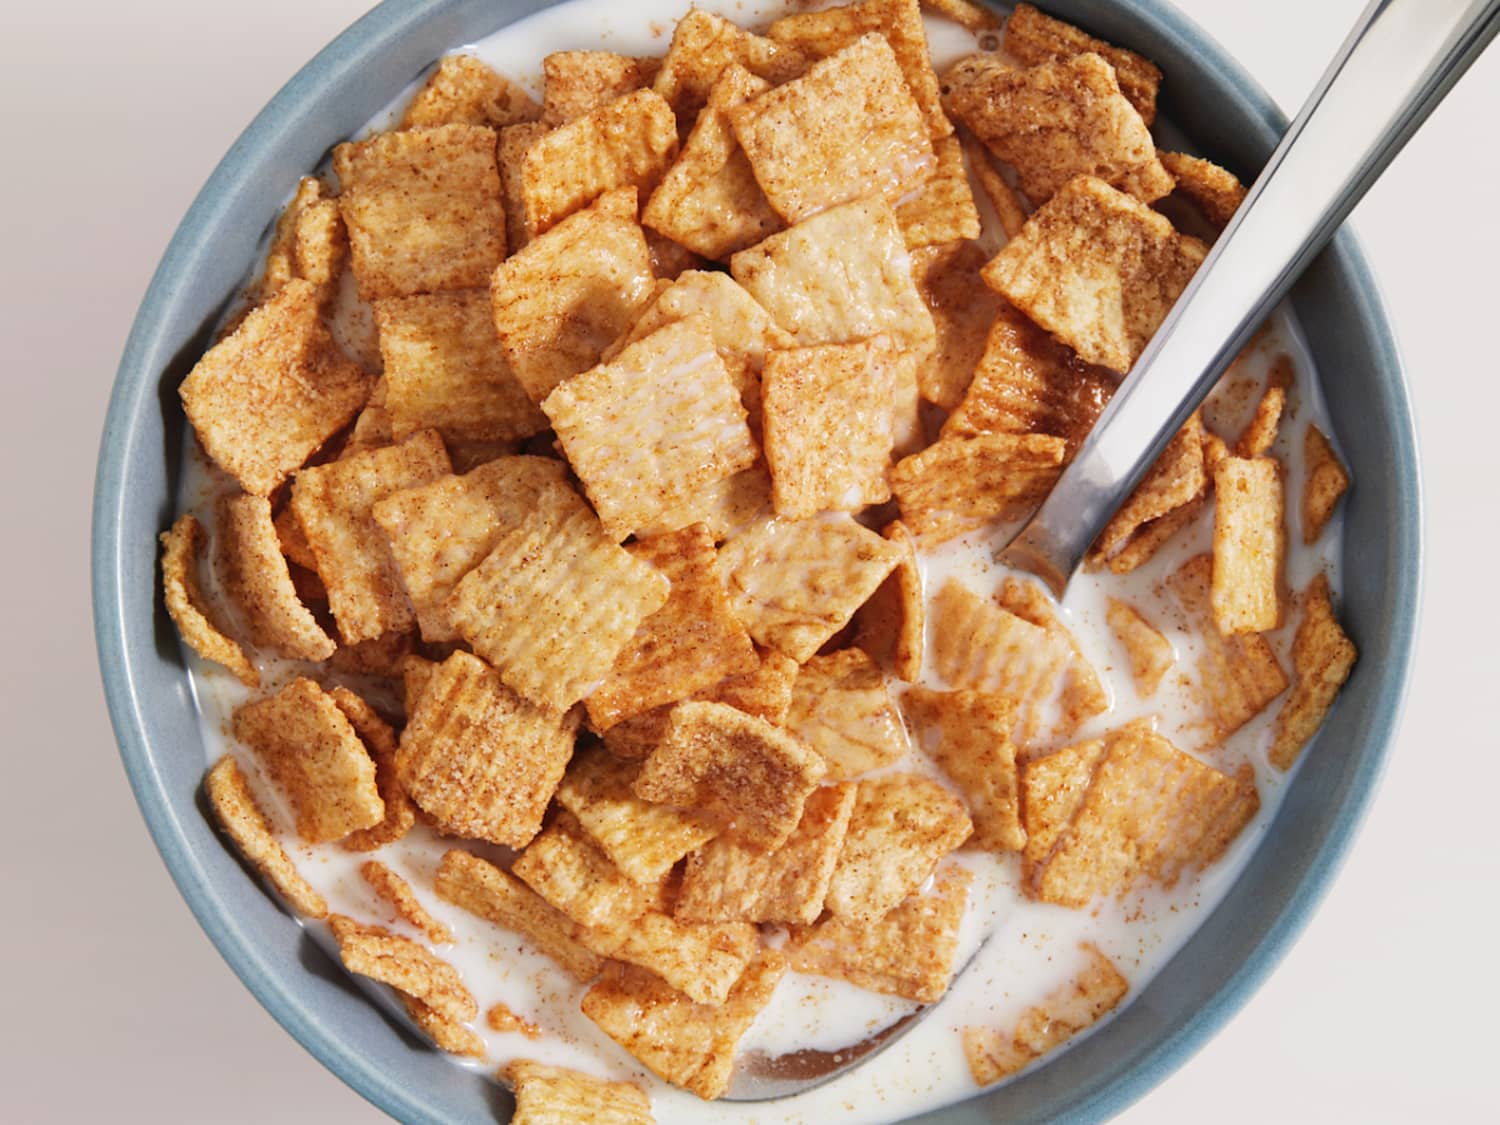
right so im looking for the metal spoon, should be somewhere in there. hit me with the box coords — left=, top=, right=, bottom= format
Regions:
left=727, top=0, right=1500, bottom=1102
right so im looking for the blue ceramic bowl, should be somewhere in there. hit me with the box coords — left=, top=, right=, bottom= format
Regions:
left=92, top=1, right=1421, bottom=1121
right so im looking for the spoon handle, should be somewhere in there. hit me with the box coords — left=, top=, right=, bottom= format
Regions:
left=999, top=0, right=1500, bottom=595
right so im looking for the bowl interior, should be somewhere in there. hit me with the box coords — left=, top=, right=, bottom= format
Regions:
left=92, top=2, right=1419, bottom=1122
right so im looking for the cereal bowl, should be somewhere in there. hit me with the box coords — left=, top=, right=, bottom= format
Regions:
left=92, top=1, right=1420, bottom=1121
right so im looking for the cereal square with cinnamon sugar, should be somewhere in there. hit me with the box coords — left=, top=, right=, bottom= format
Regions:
left=1212, top=455, right=1285, bottom=635
left=373, top=456, right=571, bottom=643
left=160, top=514, right=257, bottom=686
left=903, top=688, right=1026, bottom=852
left=586, top=524, right=758, bottom=731
left=446, top=484, right=671, bottom=711
left=762, top=336, right=902, bottom=519
left=334, top=123, right=505, bottom=299
left=732, top=195, right=937, bottom=358
left=729, top=34, right=935, bottom=224
left=332, top=687, right=417, bottom=853
left=825, top=775, right=972, bottom=922
left=1105, top=597, right=1174, bottom=697
left=216, top=495, right=335, bottom=663
left=581, top=952, right=787, bottom=1100
left=653, top=8, right=807, bottom=123
left=375, top=290, right=547, bottom=445
left=983, top=176, right=1206, bottom=372
left=611, top=911, right=760, bottom=1006
left=1160, top=151, right=1246, bottom=229
left=512, top=811, right=663, bottom=931
left=204, top=756, right=327, bottom=918
left=768, top=0, right=952, bottom=141
left=543, top=316, right=757, bottom=541
left=790, top=864, right=971, bottom=1003
left=542, top=51, right=660, bottom=126
left=636, top=702, right=827, bottom=850
left=291, top=429, right=452, bottom=645
left=1269, top=574, right=1357, bottom=770
left=643, top=65, right=783, bottom=262
left=555, top=747, right=721, bottom=884
left=1092, top=413, right=1207, bottom=562
left=490, top=187, right=658, bottom=405
left=890, top=433, right=1066, bottom=544
left=853, top=520, right=925, bottom=682
left=396, top=651, right=578, bottom=848
left=1303, top=424, right=1350, bottom=543
left=895, top=135, right=981, bottom=248
left=1005, top=3, right=1161, bottom=123
left=999, top=577, right=1109, bottom=738
left=519, top=89, right=679, bottom=238
left=180, top=279, right=373, bottom=497
left=908, top=241, right=1003, bottom=410
left=785, top=649, right=910, bottom=780
left=716, top=512, right=905, bottom=661
left=329, top=914, right=478, bottom=1043
left=360, top=861, right=452, bottom=944
left=676, top=782, right=857, bottom=925
left=233, top=678, right=384, bottom=844
left=505, top=1060, right=653, bottom=1125
left=401, top=53, right=540, bottom=129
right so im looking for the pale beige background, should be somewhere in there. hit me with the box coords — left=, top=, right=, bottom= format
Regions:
left=2, top=0, right=1495, bottom=1121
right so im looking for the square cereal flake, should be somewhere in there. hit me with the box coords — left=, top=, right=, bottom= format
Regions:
left=903, top=688, right=1026, bottom=851
left=908, top=240, right=1003, bottom=410
left=204, top=755, right=327, bottom=918
left=505, top=1059, right=652, bottom=1125
left=653, top=8, right=807, bottom=123
left=543, top=51, right=660, bottom=126
left=890, top=433, right=1066, bottom=544
left=852, top=519, right=925, bottom=682
left=1005, top=3, right=1161, bottom=123
left=400, top=54, right=540, bottom=130
left=1211, top=455, right=1285, bottom=635
left=895, top=134, right=981, bottom=248
left=1269, top=574, right=1356, bottom=770
left=785, top=649, right=911, bottom=780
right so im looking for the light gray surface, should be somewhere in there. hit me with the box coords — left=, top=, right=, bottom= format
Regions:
left=3, top=1, right=1496, bottom=1122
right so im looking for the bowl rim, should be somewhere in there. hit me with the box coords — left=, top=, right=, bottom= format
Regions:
left=91, top=1, right=1422, bottom=1122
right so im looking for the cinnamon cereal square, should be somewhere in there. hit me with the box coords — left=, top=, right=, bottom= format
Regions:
left=542, top=51, right=661, bottom=126
left=1005, top=3, right=1162, bottom=123
left=400, top=54, right=541, bottom=130
left=652, top=8, right=807, bottom=123
left=785, top=649, right=910, bottom=780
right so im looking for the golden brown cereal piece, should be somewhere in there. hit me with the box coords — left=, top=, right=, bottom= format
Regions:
left=581, top=951, right=787, bottom=1100
left=329, top=914, right=477, bottom=1024
left=446, top=489, right=670, bottom=711
left=637, top=702, right=827, bottom=850
left=643, top=66, right=783, bottom=263
left=1159, top=151, right=1246, bottom=229
left=159, top=514, right=258, bottom=686
left=260, top=177, right=346, bottom=301
left=204, top=756, right=326, bottom=918
left=998, top=577, right=1109, bottom=737
left=1236, top=384, right=1285, bottom=458
left=1093, top=413, right=1207, bottom=560
left=1103, top=494, right=1206, bottom=575
left=542, top=51, right=660, bottom=127
left=769, top=0, right=952, bottom=141
left=896, top=135, right=981, bottom=249
left=943, top=305, right=1116, bottom=457
left=903, top=688, right=1025, bottom=852
left=929, top=579, right=1073, bottom=743
left=1167, top=555, right=1289, bottom=747
left=513, top=811, right=662, bottom=931
left=498, top=122, right=549, bottom=253
left=890, top=433, right=1067, bottom=544
left=1303, top=424, right=1351, bottom=543
left=1211, top=456, right=1284, bottom=635
left=328, top=630, right=414, bottom=679
left=505, top=1059, right=653, bottom=1125
left=402, top=53, right=540, bottom=129
left=215, top=494, right=335, bottom=663
left=519, top=90, right=679, bottom=239
left=487, top=1002, right=542, bottom=1039
left=434, top=850, right=603, bottom=982
left=273, top=501, right=319, bottom=573
left=396, top=651, right=577, bottom=847
left=400, top=995, right=486, bottom=1059
left=636, top=462, right=773, bottom=547
left=233, top=679, right=383, bottom=844
left=923, top=0, right=1000, bottom=31
left=345, top=375, right=393, bottom=456
left=853, top=520, right=925, bottom=682
left=962, top=943, right=1129, bottom=1084
left=962, top=133, right=1031, bottom=240
left=334, top=124, right=505, bottom=300
left=1019, top=735, right=1109, bottom=876
left=826, top=774, right=973, bottom=922
left=543, top=317, right=757, bottom=541
left=730, top=34, right=935, bottom=224
left=373, top=456, right=572, bottom=643
left=785, top=650, right=910, bottom=780
left=360, top=861, right=453, bottom=944
left=983, top=176, right=1207, bottom=372
left=401, top=652, right=438, bottom=717
left=732, top=194, right=937, bottom=358
left=653, top=8, right=807, bottom=124
left=180, top=280, right=374, bottom=497
left=490, top=187, right=658, bottom=404
left=1105, top=597, right=1174, bottom=697
left=946, top=52, right=1173, bottom=206
left=291, top=429, right=452, bottom=644
left=716, top=512, right=905, bottom=662
left=790, top=863, right=971, bottom=1003
left=909, top=240, right=1004, bottom=410
left=1005, top=3, right=1161, bottom=123
left=676, top=782, right=857, bottom=925
left=761, top=337, right=901, bottom=519
left=587, top=525, right=758, bottom=731
left=1270, top=574, right=1357, bottom=770
left=374, top=290, right=547, bottom=446
left=611, top=911, right=760, bottom=1006
left=556, top=747, right=722, bottom=883
left=331, top=686, right=418, bottom=852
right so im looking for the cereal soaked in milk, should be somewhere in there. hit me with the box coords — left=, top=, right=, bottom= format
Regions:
left=169, top=2, right=1355, bottom=1122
